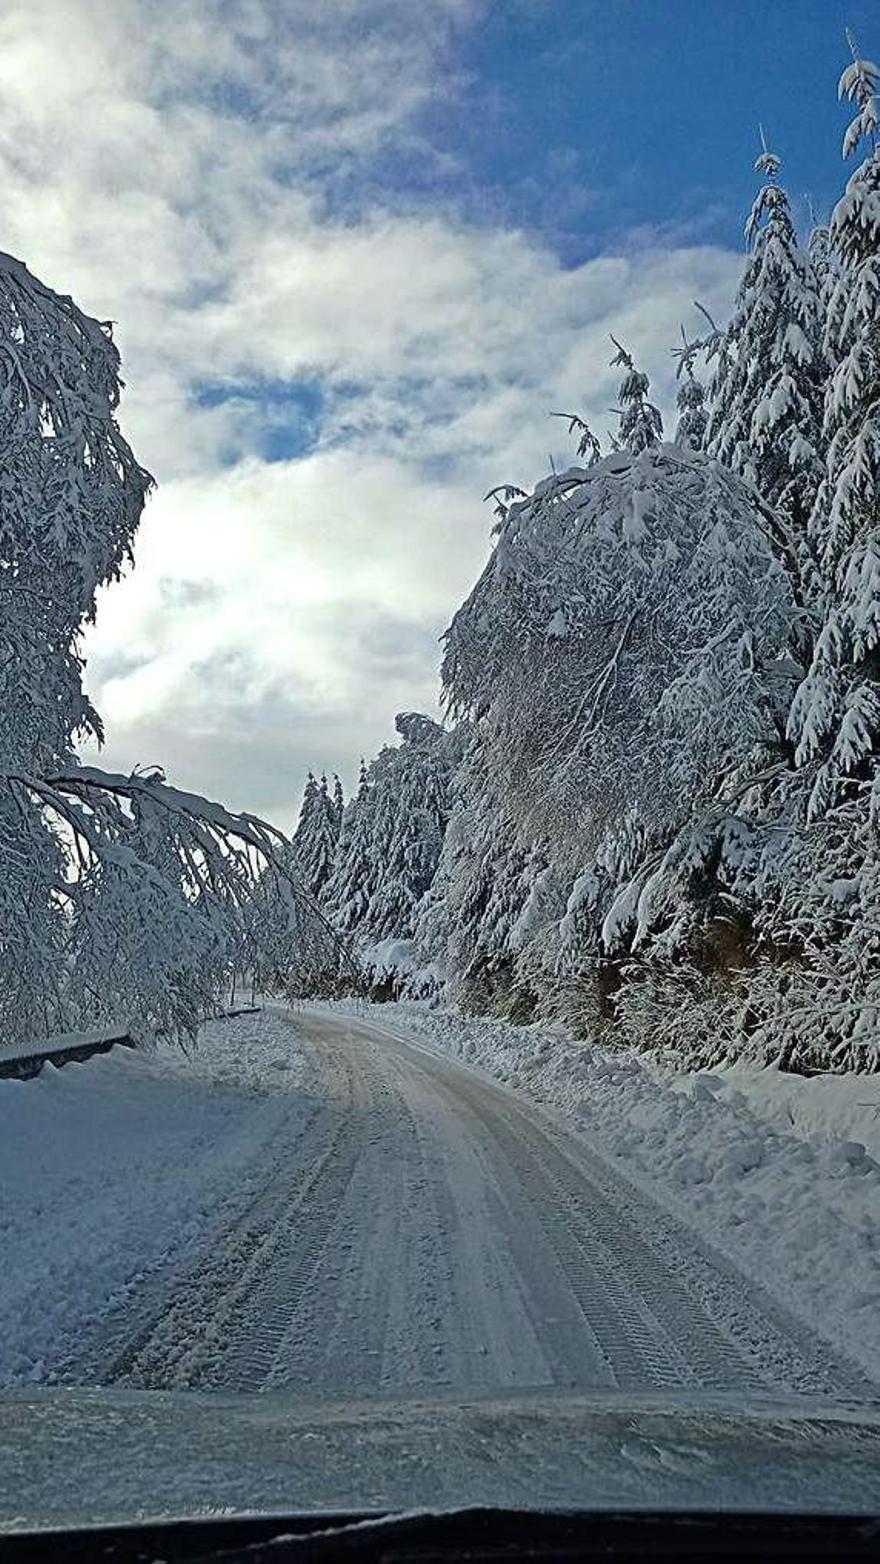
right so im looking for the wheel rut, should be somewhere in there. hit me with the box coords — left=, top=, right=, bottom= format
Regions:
left=390, top=1037, right=866, bottom=1400
left=58, top=1008, right=869, bottom=1404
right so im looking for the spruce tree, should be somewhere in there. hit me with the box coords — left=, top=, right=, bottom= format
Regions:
left=323, top=721, right=454, bottom=946
left=324, top=761, right=374, bottom=933
left=293, top=772, right=339, bottom=898
left=332, top=774, right=345, bottom=832
left=673, top=330, right=708, bottom=450
left=788, top=39, right=880, bottom=815
left=706, top=137, right=825, bottom=558
left=610, top=338, right=663, bottom=453
left=367, top=735, right=451, bottom=941
left=807, top=203, right=837, bottom=314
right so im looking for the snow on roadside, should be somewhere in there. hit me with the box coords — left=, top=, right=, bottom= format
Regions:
left=331, top=998, right=880, bottom=1387
left=0, top=1010, right=309, bottom=1389
left=710, top=1061, right=880, bottom=1165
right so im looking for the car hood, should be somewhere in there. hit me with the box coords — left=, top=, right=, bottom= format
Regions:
left=1, top=1385, right=879, bottom=1530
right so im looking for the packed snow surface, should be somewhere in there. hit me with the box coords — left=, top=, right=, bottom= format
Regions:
left=342, top=1000, right=880, bottom=1386
left=1, top=1003, right=876, bottom=1407
left=0, top=1013, right=311, bottom=1384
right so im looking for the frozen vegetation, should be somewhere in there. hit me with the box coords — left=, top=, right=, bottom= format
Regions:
left=2, top=40, right=880, bottom=1074
left=0, top=255, right=343, bottom=1053
left=1, top=38, right=880, bottom=1440
left=295, top=44, right=880, bottom=1076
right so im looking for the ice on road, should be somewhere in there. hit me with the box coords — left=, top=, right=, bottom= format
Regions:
left=46, top=1006, right=864, bottom=1401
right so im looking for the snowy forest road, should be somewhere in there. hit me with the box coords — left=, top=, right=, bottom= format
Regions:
left=66, top=1007, right=864, bottom=1402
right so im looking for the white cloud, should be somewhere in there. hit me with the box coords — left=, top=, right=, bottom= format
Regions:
left=0, top=0, right=742, bottom=821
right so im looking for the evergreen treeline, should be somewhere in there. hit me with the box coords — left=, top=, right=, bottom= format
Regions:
left=300, top=42, right=880, bottom=1073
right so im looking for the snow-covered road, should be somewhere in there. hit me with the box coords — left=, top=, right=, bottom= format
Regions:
left=57, top=1006, right=863, bottom=1401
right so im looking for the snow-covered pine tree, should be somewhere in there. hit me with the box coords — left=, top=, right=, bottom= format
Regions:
left=294, top=772, right=318, bottom=829
left=413, top=735, right=551, bottom=1013
left=610, top=338, right=663, bottom=454
left=322, top=716, right=456, bottom=965
left=787, top=39, right=880, bottom=816
left=293, top=772, right=340, bottom=898
left=332, top=774, right=344, bottom=832
left=705, top=137, right=826, bottom=582
left=324, top=760, right=374, bottom=934
left=365, top=718, right=453, bottom=943
left=0, top=252, right=339, bottom=1044
left=807, top=201, right=838, bottom=315
left=673, top=329, right=708, bottom=450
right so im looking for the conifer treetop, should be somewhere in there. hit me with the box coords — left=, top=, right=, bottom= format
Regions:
left=839, top=30, right=878, bottom=160
left=609, top=337, right=663, bottom=455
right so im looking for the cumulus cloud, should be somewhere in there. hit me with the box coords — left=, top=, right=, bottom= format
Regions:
left=0, top=0, right=741, bottom=823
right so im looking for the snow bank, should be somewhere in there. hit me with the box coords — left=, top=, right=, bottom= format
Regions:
left=0, top=1010, right=310, bottom=1388
left=357, top=937, right=440, bottom=998
left=334, top=1000, right=880, bottom=1386
left=712, top=1062, right=880, bottom=1165
left=0, top=1022, right=135, bottom=1077
left=0, top=1022, right=133, bottom=1065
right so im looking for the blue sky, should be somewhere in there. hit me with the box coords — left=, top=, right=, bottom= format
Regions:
left=427, top=0, right=878, bottom=257
left=200, top=0, right=879, bottom=468
left=1, top=0, right=874, bottom=824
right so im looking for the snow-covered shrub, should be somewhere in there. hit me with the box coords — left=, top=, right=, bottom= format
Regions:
left=746, top=778, right=880, bottom=1071
left=612, top=958, right=750, bottom=1072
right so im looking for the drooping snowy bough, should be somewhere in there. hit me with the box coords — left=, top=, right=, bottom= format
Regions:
left=0, top=252, right=343, bottom=1045
left=443, top=444, right=795, bottom=865
left=431, top=440, right=798, bottom=1026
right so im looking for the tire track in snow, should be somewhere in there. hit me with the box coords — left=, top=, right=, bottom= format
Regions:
left=66, top=1037, right=358, bottom=1392
left=354, top=1012, right=867, bottom=1399
left=61, top=1006, right=869, bottom=1402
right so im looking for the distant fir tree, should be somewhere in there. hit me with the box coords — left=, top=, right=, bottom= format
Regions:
left=705, top=137, right=826, bottom=571
left=788, top=39, right=880, bottom=816
left=332, top=774, right=344, bottom=832
left=324, top=760, right=373, bottom=933
left=414, top=737, right=553, bottom=1013
left=366, top=718, right=452, bottom=941
left=293, top=772, right=340, bottom=898
left=323, top=716, right=455, bottom=945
